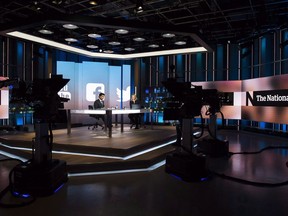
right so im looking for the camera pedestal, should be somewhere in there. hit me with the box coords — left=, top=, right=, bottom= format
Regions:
left=165, top=118, right=209, bottom=181
left=13, top=123, right=68, bottom=196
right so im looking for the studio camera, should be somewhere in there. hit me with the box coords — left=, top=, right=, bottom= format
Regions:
left=162, top=78, right=222, bottom=120
left=9, top=75, right=69, bottom=123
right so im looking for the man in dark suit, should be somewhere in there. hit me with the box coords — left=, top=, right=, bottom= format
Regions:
left=94, top=92, right=105, bottom=109
left=93, top=93, right=106, bottom=128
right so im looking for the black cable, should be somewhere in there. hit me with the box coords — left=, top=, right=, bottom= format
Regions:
left=210, top=171, right=288, bottom=187
left=229, top=145, right=288, bottom=156
left=193, top=113, right=204, bottom=139
left=209, top=145, right=288, bottom=187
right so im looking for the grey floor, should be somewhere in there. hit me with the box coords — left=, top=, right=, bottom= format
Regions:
left=0, top=129, right=288, bottom=216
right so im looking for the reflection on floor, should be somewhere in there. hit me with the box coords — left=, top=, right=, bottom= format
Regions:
left=0, top=129, right=288, bottom=216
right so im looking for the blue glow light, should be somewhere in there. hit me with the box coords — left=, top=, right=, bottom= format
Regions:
left=54, top=183, right=65, bottom=193
left=13, top=191, right=31, bottom=198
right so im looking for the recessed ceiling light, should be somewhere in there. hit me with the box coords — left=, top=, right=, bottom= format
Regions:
left=124, top=47, right=135, bottom=51
left=148, top=44, right=159, bottom=48
left=133, top=37, right=145, bottom=42
left=63, top=24, right=78, bottom=30
left=174, top=41, right=186, bottom=45
left=88, top=33, right=101, bottom=38
left=38, top=29, right=53, bottom=34
left=52, top=0, right=63, bottom=4
left=86, top=44, right=98, bottom=49
left=104, top=50, right=114, bottom=53
left=115, top=29, right=129, bottom=34
left=162, top=33, right=175, bottom=38
left=109, top=41, right=121, bottom=45
left=89, top=1, right=97, bottom=5
left=65, top=38, right=78, bottom=42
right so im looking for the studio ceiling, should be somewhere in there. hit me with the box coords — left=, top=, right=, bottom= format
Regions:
left=0, top=0, right=287, bottom=56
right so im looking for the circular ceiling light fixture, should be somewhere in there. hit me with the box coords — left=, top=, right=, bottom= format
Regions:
left=88, top=33, right=101, bottom=38
left=52, top=0, right=63, bottom=4
left=65, top=38, right=78, bottom=42
left=104, top=50, right=114, bottom=54
left=124, top=47, right=135, bottom=51
left=63, top=24, right=79, bottom=30
left=174, top=41, right=186, bottom=45
left=133, top=37, right=145, bottom=42
left=115, top=29, right=129, bottom=34
left=148, top=44, right=159, bottom=48
left=86, top=44, right=98, bottom=49
left=89, top=1, right=97, bottom=5
left=108, top=41, right=121, bottom=45
left=38, top=29, right=53, bottom=34
left=162, top=33, right=175, bottom=38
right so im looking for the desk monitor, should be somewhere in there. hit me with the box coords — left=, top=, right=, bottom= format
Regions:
left=131, top=104, right=140, bottom=109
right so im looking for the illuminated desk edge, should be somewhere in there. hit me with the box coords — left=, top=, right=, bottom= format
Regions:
left=70, top=109, right=151, bottom=115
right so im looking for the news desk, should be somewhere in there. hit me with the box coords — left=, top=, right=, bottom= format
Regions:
left=67, top=108, right=152, bottom=137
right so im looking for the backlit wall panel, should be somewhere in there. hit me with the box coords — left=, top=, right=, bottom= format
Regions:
left=0, top=77, right=9, bottom=119
left=56, top=61, right=131, bottom=124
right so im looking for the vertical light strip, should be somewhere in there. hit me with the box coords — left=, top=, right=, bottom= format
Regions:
left=149, top=57, right=152, bottom=86
left=167, top=56, right=170, bottom=79
left=251, top=42, right=254, bottom=78
left=205, top=52, right=208, bottom=81
left=258, top=38, right=261, bottom=77
left=184, top=54, right=188, bottom=82
left=2, top=40, right=4, bottom=76
left=6, top=38, right=9, bottom=77
left=280, top=30, right=282, bottom=75
left=226, top=43, right=229, bottom=80
left=172, top=55, right=176, bottom=78
left=31, top=43, right=34, bottom=80
left=156, top=57, right=159, bottom=86
left=273, top=31, right=276, bottom=76
left=188, top=54, right=191, bottom=81
left=212, top=51, right=215, bottom=81
left=23, top=42, right=26, bottom=79
left=238, top=44, right=241, bottom=80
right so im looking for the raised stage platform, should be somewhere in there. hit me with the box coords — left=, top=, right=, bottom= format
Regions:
left=0, top=125, right=177, bottom=175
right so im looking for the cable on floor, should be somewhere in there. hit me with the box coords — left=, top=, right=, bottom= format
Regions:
left=210, top=145, right=288, bottom=187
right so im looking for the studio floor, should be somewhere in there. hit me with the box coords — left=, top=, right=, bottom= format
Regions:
left=0, top=127, right=288, bottom=216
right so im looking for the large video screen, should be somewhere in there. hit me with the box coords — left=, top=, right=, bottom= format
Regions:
left=0, top=77, right=9, bottom=119
left=194, top=74, right=288, bottom=124
left=56, top=61, right=131, bottom=110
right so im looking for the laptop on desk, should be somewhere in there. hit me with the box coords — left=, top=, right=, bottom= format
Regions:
left=131, top=104, right=140, bottom=109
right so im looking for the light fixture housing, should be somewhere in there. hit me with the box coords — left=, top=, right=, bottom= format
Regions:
left=89, top=1, right=97, bottom=5
left=124, top=47, right=135, bottom=51
left=52, top=0, right=63, bottom=5
left=65, top=38, right=78, bottom=42
left=86, top=44, right=98, bottom=49
left=162, top=33, right=175, bottom=38
left=63, top=24, right=79, bottom=29
left=88, top=33, right=101, bottom=38
left=148, top=44, right=159, bottom=48
left=175, top=41, right=187, bottom=45
left=109, top=41, right=121, bottom=45
left=115, top=29, right=129, bottom=34
left=38, top=29, right=53, bottom=35
left=133, top=37, right=145, bottom=42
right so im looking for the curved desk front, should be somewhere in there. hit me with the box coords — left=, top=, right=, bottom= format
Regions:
left=67, top=109, right=152, bottom=137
